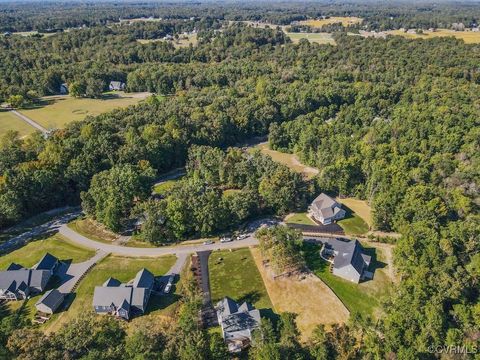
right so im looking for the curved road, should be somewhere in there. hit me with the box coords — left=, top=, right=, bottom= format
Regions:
left=59, top=224, right=259, bottom=256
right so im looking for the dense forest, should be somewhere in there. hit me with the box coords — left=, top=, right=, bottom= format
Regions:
left=0, top=1, right=479, bottom=359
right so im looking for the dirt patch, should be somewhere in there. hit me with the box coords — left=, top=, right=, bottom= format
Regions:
left=250, top=248, right=349, bottom=341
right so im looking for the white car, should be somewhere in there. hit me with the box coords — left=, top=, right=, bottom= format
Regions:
left=236, top=234, right=248, bottom=240
left=220, top=236, right=232, bottom=243
left=164, top=275, right=175, bottom=293
left=203, top=240, right=214, bottom=245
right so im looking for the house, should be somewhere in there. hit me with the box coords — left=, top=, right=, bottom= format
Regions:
left=109, top=81, right=125, bottom=91
left=321, top=238, right=371, bottom=283
left=92, top=268, right=154, bottom=320
left=216, top=297, right=261, bottom=353
left=35, top=289, right=65, bottom=314
left=309, top=193, right=346, bottom=225
left=60, top=83, right=68, bottom=94
left=0, top=254, right=59, bottom=300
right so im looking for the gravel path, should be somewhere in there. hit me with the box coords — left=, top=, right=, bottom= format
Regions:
left=10, top=110, right=48, bottom=133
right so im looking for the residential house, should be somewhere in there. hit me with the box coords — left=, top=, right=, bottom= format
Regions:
left=109, top=81, right=126, bottom=91
left=216, top=297, right=261, bottom=353
left=92, top=268, right=154, bottom=320
left=35, top=289, right=65, bottom=314
left=309, top=193, right=346, bottom=225
left=60, top=83, right=68, bottom=94
left=321, top=238, right=371, bottom=283
left=0, top=253, right=59, bottom=300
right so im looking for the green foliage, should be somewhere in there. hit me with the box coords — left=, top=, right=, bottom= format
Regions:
left=7, top=95, right=24, bottom=108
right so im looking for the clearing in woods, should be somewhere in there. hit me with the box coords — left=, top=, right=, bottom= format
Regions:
left=250, top=248, right=349, bottom=340
left=18, top=92, right=149, bottom=130
left=300, top=17, right=363, bottom=27
left=286, top=32, right=335, bottom=45
left=0, top=110, right=37, bottom=137
left=387, top=29, right=480, bottom=44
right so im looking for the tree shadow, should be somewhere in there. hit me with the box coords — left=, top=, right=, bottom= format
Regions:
left=238, top=290, right=261, bottom=305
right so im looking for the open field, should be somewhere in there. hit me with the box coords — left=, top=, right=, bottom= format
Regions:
left=303, top=242, right=392, bottom=318
left=251, top=248, right=349, bottom=340
left=45, top=254, right=176, bottom=332
left=299, top=17, right=363, bottom=27
left=209, top=248, right=273, bottom=311
left=68, top=218, right=118, bottom=244
left=251, top=142, right=319, bottom=180
left=286, top=32, right=335, bottom=45
left=285, top=212, right=317, bottom=226
left=138, top=33, right=198, bottom=48
left=18, top=92, right=149, bottom=130
left=337, top=198, right=372, bottom=227
left=387, top=29, right=480, bottom=44
left=0, top=110, right=36, bottom=137
left=0, top=234, right=95, bottom=270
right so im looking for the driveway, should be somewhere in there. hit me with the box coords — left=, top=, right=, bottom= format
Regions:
left=11, top=110, right=48, bottom=134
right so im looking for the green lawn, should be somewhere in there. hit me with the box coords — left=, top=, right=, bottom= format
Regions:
left=209, top=248, right=273, bottom=310
left=46, top=254, right=176, bottom=332
left=152, top=179, right=179, bottom=195
left=286, top=32, right=336, bottom=45
left=303, top=242, right=390, bottom=317
left=0, top=234, right=95, bottom=270
left=18, top=92, right=147, bottom=130
left=286, top=212, right=317, bottom=226
left=338, top=213, right=369, bottom=235
left=0, top=109, right=36, bottom=137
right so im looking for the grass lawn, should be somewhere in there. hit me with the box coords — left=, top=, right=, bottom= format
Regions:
left=0, top=234, right=95, bottom=270
left=18, top=92, right=148, bottom=130
left=153, top=179, right=179, bottom=195
left=68, top=218, right=118, bottom=244
left=387, top=29, right=480, bottom=44
left=337, top=198, right=372, bottom=228
left=45, top=254, right=176, bottom=332
left=338, top=213, right=369, bottom=236
left=286, top=32, right=335, bottom=45
left=285, top=212, right=317, bottom=226
left=209, top=248, right=273, bottom=311
left=0, top=110, right=36, bottom=137
left=250, top=142, right=319, bottom=180
left=303, top=242, right=391, bottom=318
left=299, top=17, right=363, bottom=27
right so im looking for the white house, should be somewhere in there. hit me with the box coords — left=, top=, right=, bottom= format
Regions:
left=309, top=193, right=346, bottom=225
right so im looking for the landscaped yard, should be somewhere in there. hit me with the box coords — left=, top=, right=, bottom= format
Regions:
left=286, top=32, right=335, bottom=45
left=18, top=92, right=149, bottom=130
left=45, top=254, right=176, bottom=332
left=250, top=142, right=319, bottom=180
left=0, top=234, right=95, bottom=270
left=337, top=198, right=372, bottom=228
left=285, top=212, right=317, bottom=226
left=302, top=242, right=392, bottom=318
left=0, top=109, right=36, bottom=137
left=209, top=248, right=273, bottom=311
left=337, top=213, right=369, bottom=236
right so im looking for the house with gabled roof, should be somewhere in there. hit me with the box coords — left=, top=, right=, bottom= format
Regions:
left=216, top=297, right=261, bottom=353
left=35, top=289, right=65, bottom=314
left=309, top=193, right=346, bottom=225
left=92, top=268, right=154, bottom=320
left=109, top=81, right=125, bottom=91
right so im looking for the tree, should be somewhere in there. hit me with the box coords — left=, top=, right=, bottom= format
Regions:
left=7, top=95, right=24, bottom=108
left=68, top=81, right=84, bottom=97
left=85, top=78, right=104, bottom=98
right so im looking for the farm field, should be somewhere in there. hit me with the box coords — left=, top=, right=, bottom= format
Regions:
left=251, top=142, right=319, bottom=179
left=286, top=32, right=335, bottom=45
left=18, top=92, right=149, bottom=130
left=45, top=254, right=176, bottom=332
left=0, top=110, right=36, bottom=137
left=251, top=248, right=349, bottom=340
left=299, top=17, right=363, bottom=27
left=303, top=242, right=392, bottom=318
left=209, top=248, right=273, bottom=311
left=387, top=29, right=480, bottom=44
left=0, top=234, right=95, bottom=270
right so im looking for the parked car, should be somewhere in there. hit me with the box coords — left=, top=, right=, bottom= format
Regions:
left=203, top=240, right=214, bottom=245
left=236, top=234, right=248, bottom=240
left=220, top=236, right=232, bottom=243
left=164, top=275, right=175, bottom=294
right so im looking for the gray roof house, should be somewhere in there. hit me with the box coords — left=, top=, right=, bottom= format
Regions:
left=35, top=289, right=65, bottom=314
left=216, top=297, right=261, bottom=353
left=309, top=193, right=346, bottom=225
left=0, top=253, right=58, bottom=301
left=109, top=81, right=125, bottom=91
left=60, top=83, right=68, bottom=94
left=93, top=268, right=154, bottom=320
left=322, top=238, right=371, bottom=283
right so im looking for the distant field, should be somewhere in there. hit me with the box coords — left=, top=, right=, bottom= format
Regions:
left=251, top=142, right=319, bottom=180
left=138, top=33, right=198, bottom=48
left=387, top=29, right=480, bottom=44
left=300, top=17, right=363, bottom=27
left=286, top=32, right=335, bottom=45
left=45, top=254, right=176, bottom=332
left=0, top=110, right=36, bottom=137
left=0, top=234, right=95, bottom=270
left=209, top=248, right=273, bottom=311
left=19, top=92, right=149, bottom=130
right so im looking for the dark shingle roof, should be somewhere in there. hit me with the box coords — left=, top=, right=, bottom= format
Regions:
left=132, top=268, right=154, bottom=289
left=34, top=253, right=58, bottom=271
left=7, top=263, right=24, bottom=271
left=103, top=277, right=121, bottom=287
left=35, top=289, right=64, bottom=311
left=329, top=239, right=368, bottom=275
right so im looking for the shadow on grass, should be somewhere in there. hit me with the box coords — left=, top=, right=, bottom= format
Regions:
left=146, top=293, right=182, bottom=315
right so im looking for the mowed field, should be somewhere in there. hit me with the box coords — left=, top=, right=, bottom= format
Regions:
left=0, top=110, right=36, bottom=136
left=286, top=32, right=335, bottom=45
left=45, top=254, right=176, bottom=332
left=18, top=92, right=149, bottom=130
left=337, top=198, right=372, bottom=228
left=387, top=29, right=480, bottom=44
left=251, top=248, right=349, bottom=340
left=299, top=17, right=363, bottom=27
left=138, top=33, right=198, bottom=48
